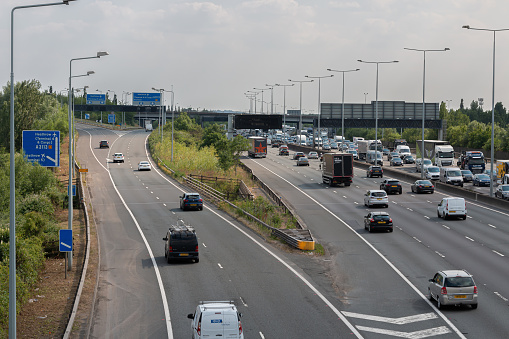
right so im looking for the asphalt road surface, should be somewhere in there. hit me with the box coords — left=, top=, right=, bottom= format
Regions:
left=240, top=146, right=509, bottom=338
left=77, top=125, right=374, bottom=338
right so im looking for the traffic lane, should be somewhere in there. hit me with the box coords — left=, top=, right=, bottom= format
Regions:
left=76, top=126, right=168, bottom=338
left=244, top=158, right=465, bottom=338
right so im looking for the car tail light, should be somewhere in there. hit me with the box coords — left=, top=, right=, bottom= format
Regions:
left=184, top=199, right=188, bottom=203
left=389, top=218, right=392, bottom=222
left=370, top=218, right=375, bottom=222
left=195, top=245, right=199, bottom=252
left=474, top=286, right=478, bottom=294
left=441, top=287, right=447, bottom=295
left=239, top=320, right=242, bottom=335
left=169, top=246, right=173, bottom=252
left=197, top=321, right=201, bottom=336
left=199, top=199, right=202, bottom=202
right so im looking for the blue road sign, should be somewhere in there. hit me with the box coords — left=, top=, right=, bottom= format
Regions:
left=132, top=92, right=161, bottom=106
left=67, top=185, right=76, bottom=196
left=59, top=229, right=73, bottom=252
left=85, top=113, right=90, bottom=119
left=86, top=93, right=106, bottom=105
left=22, top=130, right=60, bottom=167
left=108, top=113, right=116, bottom=124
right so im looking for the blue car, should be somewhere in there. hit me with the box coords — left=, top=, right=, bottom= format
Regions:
left=472, top=174, right=491, bottom=187
left=180, top=193, right=203, bottom=211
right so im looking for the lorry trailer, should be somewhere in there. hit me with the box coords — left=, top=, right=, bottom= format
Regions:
left=321, top=152, right=354, bottom=187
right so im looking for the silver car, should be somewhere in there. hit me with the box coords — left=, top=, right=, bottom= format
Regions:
left=363, top=190, right=388, bottom=208
left=428, top=270, right=478, bottom=309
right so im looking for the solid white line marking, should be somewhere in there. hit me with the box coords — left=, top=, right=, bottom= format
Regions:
left=259, top=332, right=265, bottom=339
left=435, top=251, right=445, bottom=258
left=465, top=236, right=474, bottom=242
left=494, top=292, right=508, bottom=302
left=218, top=263, right=223, bottom=269
left=488, top=224, right=497, bottom=228
left=355, top=325, right=451, bottom=338
left=342, top=311, right=438, bottom=325
left=251, top=159, right=466, bottom=339
left=492, top=250, right=505, bottom=257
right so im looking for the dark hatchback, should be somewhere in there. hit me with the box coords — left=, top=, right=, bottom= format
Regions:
left=411, top=180, right=435, bottom=194
left=473, top=174, right=491, bottom=187
left=163, top=220, right=199, bottom=263
left=364, top=211, right=393, bottom=233
left=180, top=193, right=203, bottom=211
left=367, top=165, right=383, bottom=178
left=390, top=157, right=403, bottom=166
left=380, top=179, right=402, bottom=194
left=99, top=140, right=109, bottom=148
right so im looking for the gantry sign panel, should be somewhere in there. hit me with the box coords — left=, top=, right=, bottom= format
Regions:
left=320, top=101, right=440, bottom=120
left=234, top=114, right=283, bottom=129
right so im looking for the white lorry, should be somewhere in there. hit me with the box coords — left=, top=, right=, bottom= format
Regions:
left=145, top=122, right=153, bottom=132
left=416, top=140, right=455, bottom=167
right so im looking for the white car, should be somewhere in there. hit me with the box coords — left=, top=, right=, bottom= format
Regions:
left=364, top=189, right=388, bottom=208
left=188, top=301, right=243, bottom=339
left=307, top=151, right=319, bottom=159
left=138, top=161, right=151, bottom=171
left=437, top=197, right=466, bottom=220
left=425, top=166, right=440, bottom=180
left=112, top=153, right=124, bottom=163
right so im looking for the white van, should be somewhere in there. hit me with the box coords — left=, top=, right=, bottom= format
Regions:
left=439, top=167, right=464, bottom=187
left=188, top=301, right=243, bottom=339
left=367, top=150, right=383, bottom=166
left=437, top=197, right=467, bottom=220
left=396, top=145, right=411, bottom=158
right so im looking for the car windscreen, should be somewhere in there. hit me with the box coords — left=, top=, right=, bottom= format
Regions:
left=501, top=186, right=509, bottom=191
left=428, top=167, right=439, bottom=172
left=423, top=160, right=432, bottom=165
left=469, top=158, right=484, bottom=164
left=371, top=192, right=386, bottom=197
left=445, top=277, right=474, bottom=287
left=447, top=170, right=461, bottom=176
left=476, top=174, right=489, bottom=180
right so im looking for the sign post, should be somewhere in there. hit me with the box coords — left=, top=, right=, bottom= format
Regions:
left=22, top=130, right=60, bottom=167
left=59, top=229, right=73, bottom=278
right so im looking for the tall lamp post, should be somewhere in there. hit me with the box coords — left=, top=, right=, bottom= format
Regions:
left=404, top=47, right=450, bottom=178
left=305, top=75, right=334, bottom=148
left=266, top=84, right=276, bottom=114
left=288, top=78, right=314, bottom=143
left=68, top=52, right=108, bottom=271
left=10, top=1, right=76, bottom=337
left=152, top=87, right=165, bottom=143
left=247, top=90, right=260, bottom=114
left=275, top=83, right=294, bottom=138
left=327, top=68, right=360, bottom=150
left=253, top=87, right=270, bottom=114
left=358, top=59, right=398, bottom=165
left=463, top=25, right=509, bottom=197
left=166, top=88, right=175, bottom=161
left=364, top=92, right=368, bottom=104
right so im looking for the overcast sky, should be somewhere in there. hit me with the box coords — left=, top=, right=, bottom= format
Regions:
left=2, top=0, right=509, bottom=114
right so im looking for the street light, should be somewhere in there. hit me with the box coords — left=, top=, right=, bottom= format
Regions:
left=10, top=1, right=77, bottom=336
left=107, top=89, right=116, bottom=104
left=463, top=25, right=509, bottom=196
left=247, top=90, right=260, bottom=114
left=358, top=59, right=398, bottom=166
left=275, top=83, right=294, bottom=137
left=68, top=51, right=107, bottom=271
left=152, top=87, right=165, bottom=143
left=404, top=47, right=449, bottom=178
left=266, top=84, right=277, bottom=114
left=305, top=75, right=334, bottom=149
left=288, top=79, right=314, bottom=144
left=364, top=92, right=368, bottom=104
left=253, top=87, right=270, bottom=114
left=327, top=68, right=360, bottom=150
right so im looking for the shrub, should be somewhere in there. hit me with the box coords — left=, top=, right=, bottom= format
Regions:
left=18, top=194, right=54, bottom=217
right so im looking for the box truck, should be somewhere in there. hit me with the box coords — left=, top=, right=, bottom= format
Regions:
left=358, top=140, right=382, bottom=160
left=416, top=140, right=455, bottom=167
left=321, top=153, right=354, bottom=187
left=247, top=136, right=267, bottom=158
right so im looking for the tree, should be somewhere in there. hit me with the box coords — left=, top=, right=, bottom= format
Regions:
left=201, top=124, right=226, bottom=149
left=214, top=135, right=249, bottom=173
left=174, top=112, right=198, bottom=131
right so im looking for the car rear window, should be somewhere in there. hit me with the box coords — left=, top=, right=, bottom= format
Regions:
left=445, top=277, right=474, bottom=287
left=387, top=181, right=399, bottom=185
left=371, top=192, right=386, bottom=197
left=373, top=215, right=390, bottom=221
left=371, top=167, right=382, bottom=171
left=186, top=195, right=200, bottom=200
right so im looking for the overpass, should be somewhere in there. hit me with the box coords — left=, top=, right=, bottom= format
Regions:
left=74, top=100, right=442, bottom=130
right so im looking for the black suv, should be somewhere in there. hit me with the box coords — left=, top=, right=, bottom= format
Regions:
left=99, top=140, right=109, bottom=148
left=163, top=220, right=199, bottom=263
left=364, top=211, right=393, bottom=233
left=367, top=165, right=383, bottom=178
left=380, top=179, right=402, bottom=194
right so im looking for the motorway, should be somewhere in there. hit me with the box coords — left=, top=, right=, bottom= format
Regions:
left=77, top=124, right=357, bottom=338
left=76, top=123, right=509, bottom=338
left=242, top=146, right=509, bottom=338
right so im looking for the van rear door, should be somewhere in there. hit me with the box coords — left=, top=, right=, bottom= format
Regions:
left=202, top=312, right=224, bottom=337
left=223, top=313, right=240, bottom=338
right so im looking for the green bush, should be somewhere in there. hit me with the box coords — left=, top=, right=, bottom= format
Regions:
left=18, top=193, right=54, bottom=217
left=19, top=211, right=47, bottom=238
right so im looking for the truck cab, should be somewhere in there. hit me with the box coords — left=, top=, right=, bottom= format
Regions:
left=435, top=145, right=455, bottom=167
